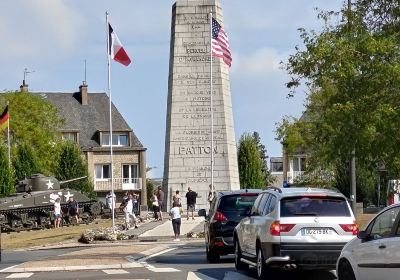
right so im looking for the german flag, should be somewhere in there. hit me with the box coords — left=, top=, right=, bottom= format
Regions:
left=0, top=106, right=9, bottom=131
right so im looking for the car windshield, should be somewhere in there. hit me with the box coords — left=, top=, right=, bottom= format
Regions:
left=218, top=194, right=258, bottom=213
left=280, top=196, right=351, bottom=217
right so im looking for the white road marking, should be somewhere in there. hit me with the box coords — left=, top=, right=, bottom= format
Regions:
left=187, top=271, right=219, bottom=280
left=6, top=273, right=34, bottom=278
left=127, top=246, right=181, bottom=273
left=223, top=271, right=254, bottom=280
left=147, top=267, right=180, bottom=272
left=0, top=265, right=17, bottom=273
left=102, top=269, right=129, bottom=274
left=136, top=247, right=177, bottom=262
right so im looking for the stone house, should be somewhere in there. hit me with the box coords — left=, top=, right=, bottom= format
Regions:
left=21, top=82, right=147, bottom=206
left=270, top=153, right=307, bottom=187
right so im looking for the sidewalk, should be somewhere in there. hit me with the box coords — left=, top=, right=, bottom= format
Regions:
left=126, top=213, right=205, bottom=240
left=0, top=214, right=205, bottom=273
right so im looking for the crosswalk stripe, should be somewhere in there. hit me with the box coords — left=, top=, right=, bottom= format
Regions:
left=6, top=273, right=34, bottom=279
left=102, top=269, right=129, bottom=274
left=147, top=267, right=180, bottom=272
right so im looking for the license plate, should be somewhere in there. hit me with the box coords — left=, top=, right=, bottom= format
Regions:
left=304, top=228, right=332, bottom=235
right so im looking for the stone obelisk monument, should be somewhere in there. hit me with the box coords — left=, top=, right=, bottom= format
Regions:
left=163, top=0, right=239, bottom=209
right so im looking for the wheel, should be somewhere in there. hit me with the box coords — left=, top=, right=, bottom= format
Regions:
left=234, top=238, right=248, bottom=270
left=206, top=244, right=220, bottom=263
left=338, top=259, right=356, bottom=280
left=256, top=246, right=270, bottom=280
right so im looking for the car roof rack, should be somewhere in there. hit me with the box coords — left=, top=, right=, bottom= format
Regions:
left=265, top=186, right=282, bottom=193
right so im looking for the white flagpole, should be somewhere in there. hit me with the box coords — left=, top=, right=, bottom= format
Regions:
left=7, top=102, right=10, bottom=166
left=106, top=12, right=116, bottom=231
left=209, top=12, right=214, bottom=193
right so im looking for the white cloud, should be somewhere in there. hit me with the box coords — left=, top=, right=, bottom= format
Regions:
left=0, top=0, right=84, bottom=65
left=232, top=47, right=288, bottom=79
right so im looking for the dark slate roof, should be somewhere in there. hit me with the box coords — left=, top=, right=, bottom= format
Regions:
left=32, top=91, right=144, bottom=150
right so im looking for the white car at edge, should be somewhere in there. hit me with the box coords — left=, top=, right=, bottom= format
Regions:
left=337, top=203, right=400, bottom=280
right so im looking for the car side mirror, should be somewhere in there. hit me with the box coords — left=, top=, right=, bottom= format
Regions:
left=198, top=209, right=207, bottom=217
left=357, top=230, right=369, bottom=240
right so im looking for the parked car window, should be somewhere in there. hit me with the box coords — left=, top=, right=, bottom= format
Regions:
left=280, top=196, right=351, bottom=217
left=251, top=194, right=263, bottom=215
left=264, top=195, right=276, bottom=215
left=219, top=194, right=258, bottom=212
left=261, top=195, right=272, bottom=215
left=255, top=194, right=270, bottom=216
left=370, top=206, right=400, bottom=239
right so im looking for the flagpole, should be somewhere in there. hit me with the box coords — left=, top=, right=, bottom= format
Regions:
left=209, top=12, right=214, bottom=194
left=7, top=102, right=10, bottom=166
left=106, top=11, right=116, bottom=231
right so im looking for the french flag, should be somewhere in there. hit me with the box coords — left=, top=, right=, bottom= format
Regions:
left=108, top=23, right=131, bottom=66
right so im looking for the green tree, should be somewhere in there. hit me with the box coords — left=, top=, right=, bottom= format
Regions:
left=146, top=179, right=154, bottom=207
left=0, top=145, right=15, bottom=196
left=252, top=132, right=274, bottom=185
left=278, top=0, right=400, bottom=203
left=53, top=141, right=94, bottom=198
left=0, top=92, right=64, bottom=174
left=13, top=143, right=40, bottom=181
left=237, top=133, right=265, bottom=189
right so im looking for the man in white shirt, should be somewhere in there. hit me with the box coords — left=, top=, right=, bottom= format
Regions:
left=124, top=194, right=138, bottom=230
left=106, top=191, right=116, bottom=212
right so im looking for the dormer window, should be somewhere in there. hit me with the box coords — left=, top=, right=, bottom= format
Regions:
left=271, top=161, right=283, bottom=173
left=62, top=132, right=78, bottom=143
left=102, top=132, right=129, bottom=147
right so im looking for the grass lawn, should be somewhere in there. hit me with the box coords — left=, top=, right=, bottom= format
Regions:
left=2, top=219, right=116, bottom=250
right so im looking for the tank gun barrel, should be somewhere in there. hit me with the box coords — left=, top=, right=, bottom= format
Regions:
left=59, top=176, right=87, bottom=184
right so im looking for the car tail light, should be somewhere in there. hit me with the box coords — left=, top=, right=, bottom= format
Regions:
left=339, top=223, right=359, bottom=235
left=214, top=211, right=228, bottom=222
left=270, top=221, right=295, bottom=236
left=214, top=241, right=225, bottom=247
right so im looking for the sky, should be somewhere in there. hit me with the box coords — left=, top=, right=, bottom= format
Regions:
left=0, top=0, right=343, bottom=178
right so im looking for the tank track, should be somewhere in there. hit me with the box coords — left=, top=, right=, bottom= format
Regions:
left=0, top=201, right=100, bottom=232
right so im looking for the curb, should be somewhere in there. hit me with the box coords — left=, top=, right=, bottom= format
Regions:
left=1, top=262, right=144, bottom=273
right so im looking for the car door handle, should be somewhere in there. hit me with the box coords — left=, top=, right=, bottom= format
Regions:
left=378, top=244, right=386, bottom=249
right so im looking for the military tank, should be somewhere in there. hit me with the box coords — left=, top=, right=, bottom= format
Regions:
left=0, top=174, right=103, bottom=232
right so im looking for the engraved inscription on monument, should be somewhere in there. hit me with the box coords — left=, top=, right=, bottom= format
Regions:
left=163, top=0, right=240, bottom=208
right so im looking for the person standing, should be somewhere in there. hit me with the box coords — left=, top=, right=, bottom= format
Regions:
left=185, top=187, right=197, bottom=220
left=124, top=194, right=138, bottom=230
left=169, top=202, right=182, bottom=241
left=106, top=191, right=116, bottom=215
left=208, top=184, right=215, bottom=207
left=54, top=198, right=61, bottom=228
left=67, top=196, right=79, bottom=224
left=151, top=191, right=159, bottom=221
left=157, top=186, right=164, bottom=221
left=172, top=190, right=182, bottom=207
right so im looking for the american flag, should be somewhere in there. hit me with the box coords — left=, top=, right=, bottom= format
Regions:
left=212, top=17, right=232, bottom=67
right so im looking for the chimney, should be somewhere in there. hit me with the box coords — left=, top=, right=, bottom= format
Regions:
left=79, top=82, right=88, bottom=105
left=20, top=80, right=29, bottom=92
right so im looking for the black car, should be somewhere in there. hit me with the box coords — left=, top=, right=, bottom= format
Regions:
left=198, top=189, right=261, bottom=262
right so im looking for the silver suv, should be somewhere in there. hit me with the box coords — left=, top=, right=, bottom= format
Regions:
left=234, top=186, right=358, bottom=279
